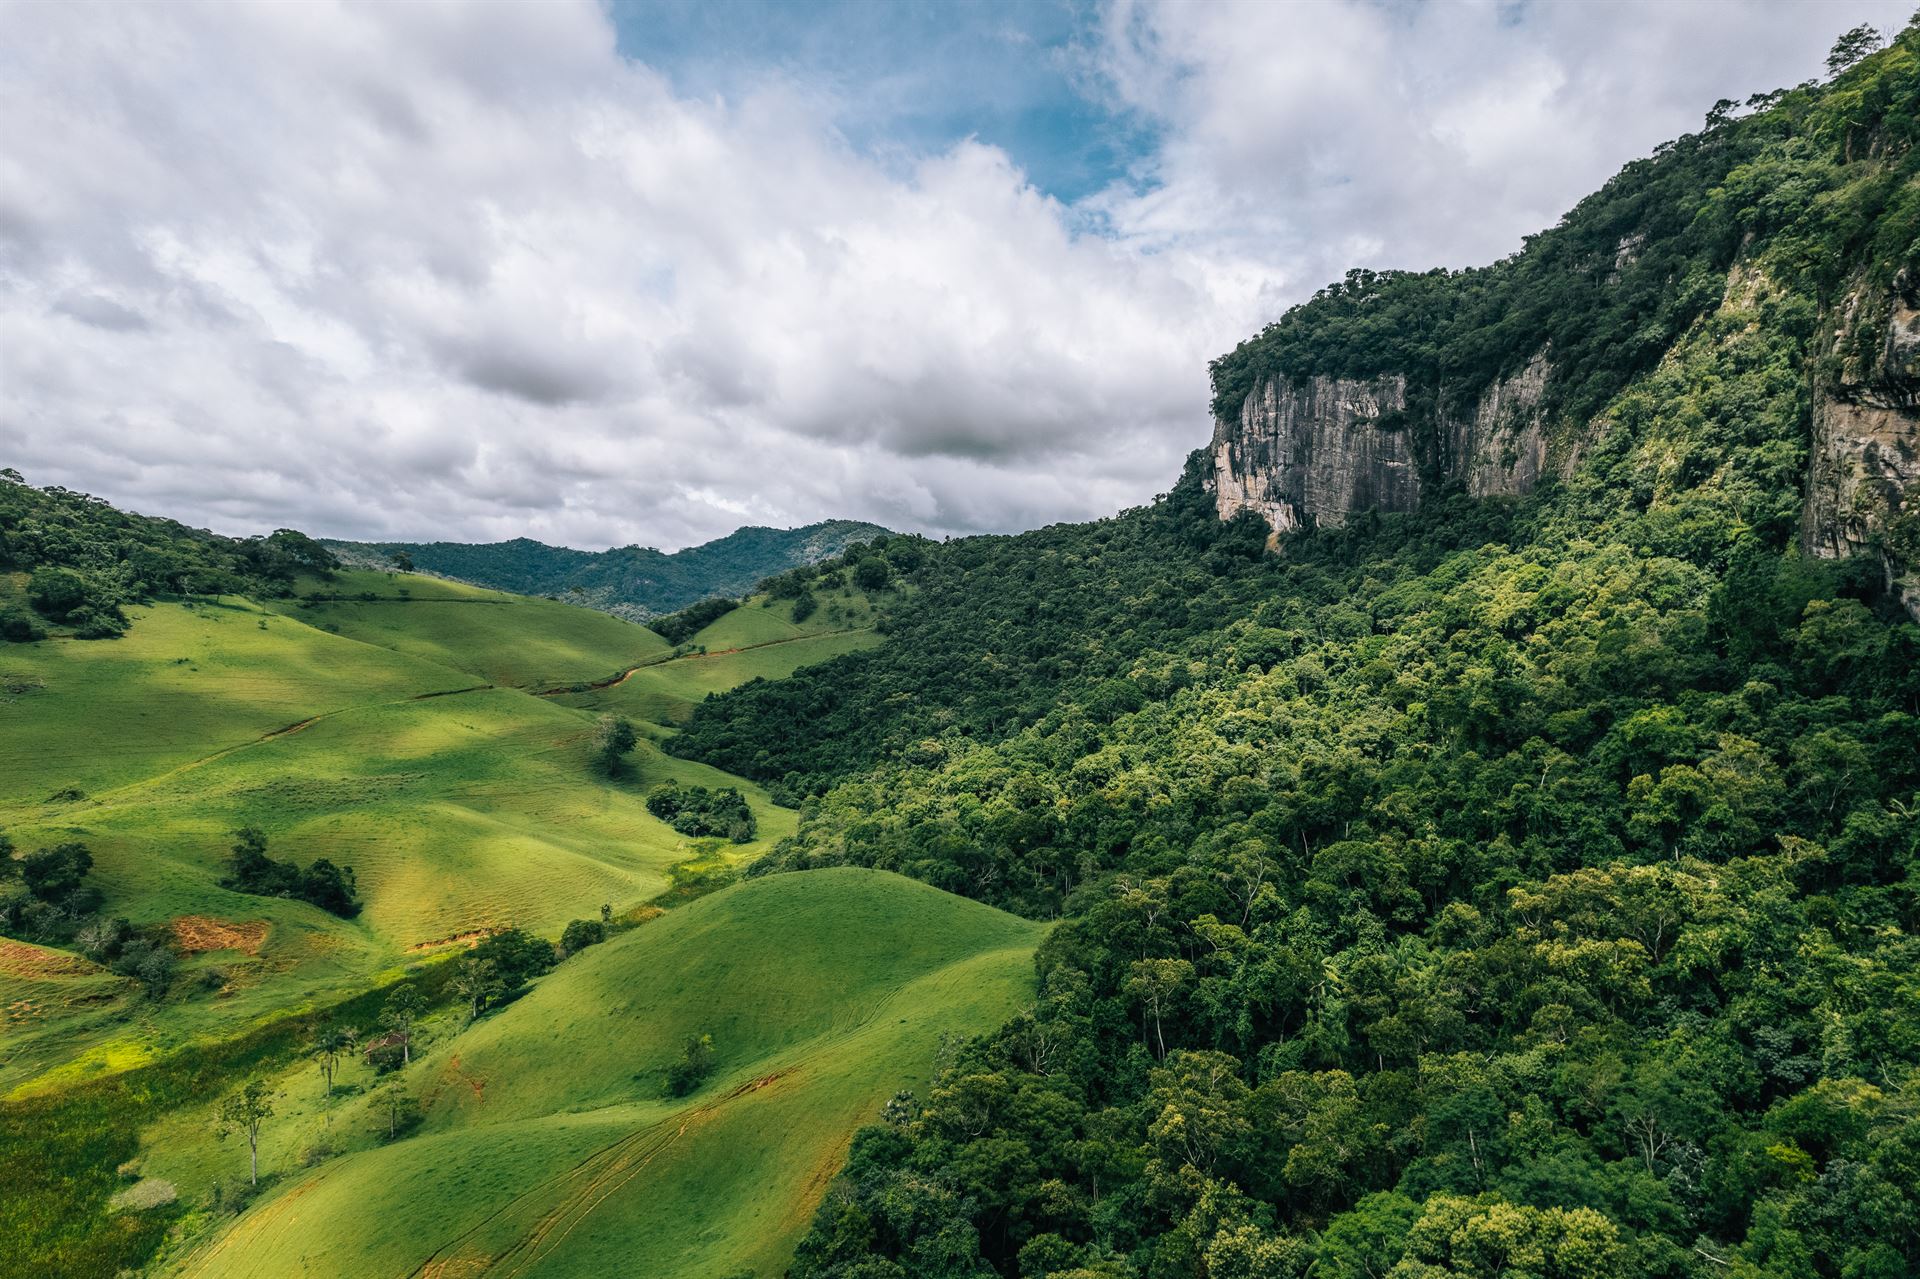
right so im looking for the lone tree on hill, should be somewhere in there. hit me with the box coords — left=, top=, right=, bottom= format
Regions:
left=592, top=714, right=638, bottom=777
left=311, top=1021, right=358, bottom=1098
left=215, top=1079, right=280, bottom=1186
left=665, top=1033, right=716, bottom=1097
left=1829, top=23, right=1885, bottom=76
left=452, top=956, right=504, bottom=1023
left=371, top=1080, right=418, bottom=1141
left=380, top=983, right=426, bottom=1066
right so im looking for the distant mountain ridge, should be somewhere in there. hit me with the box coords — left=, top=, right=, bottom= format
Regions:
left=326, top=520, right=891, bottom=619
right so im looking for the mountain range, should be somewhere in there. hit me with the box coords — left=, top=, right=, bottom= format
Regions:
left=325, top=520, right=892, bottom=619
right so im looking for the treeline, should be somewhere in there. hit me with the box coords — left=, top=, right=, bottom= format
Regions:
left=0, top=470, right=338, bottom=640
left=647, top=532, right=926, bottom=649
left=690, top=25, right=1920, bottom=1279
left=670, top=491, right=1276, bottom=802
left=221, top=828, right=361, bottom=918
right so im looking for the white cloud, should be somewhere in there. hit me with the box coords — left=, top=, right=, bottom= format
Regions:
left=0, top=0, right=1907, bottom=548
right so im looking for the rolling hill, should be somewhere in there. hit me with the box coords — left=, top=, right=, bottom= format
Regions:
left=0, top=576, right=791, bottom=1095
left=1, top=541, right=998, bottom=1279
left=161, top=869, right=1044, bottom=1279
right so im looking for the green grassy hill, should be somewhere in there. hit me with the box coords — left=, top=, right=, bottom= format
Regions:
left=0, top=581, right=783, bottom=1095
left=163, top=869, right=1043, bottom=1279
left=268, top=570, right=670, bottom=690
left=553, top=584, right=884, bottom=727
left=2, top=552, right=1099, bottom=1279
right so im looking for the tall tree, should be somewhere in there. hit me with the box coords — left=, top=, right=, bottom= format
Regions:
left=380, top=984, right=425, bottom=1066
left=215, top=1079, right=280, bottom=1186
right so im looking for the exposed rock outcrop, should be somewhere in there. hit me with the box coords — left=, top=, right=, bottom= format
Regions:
left=1803, top=279, right=1920, bottom=617
left=1207, top=353, right=1555, bottom=532
left=1208, top=374, right=1417, bottom=535
left=1459, top=352, right=1552, bottom=499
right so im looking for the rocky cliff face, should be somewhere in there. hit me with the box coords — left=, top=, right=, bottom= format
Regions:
left=1804, top=277, right=1920, bottom=615
left=1207, top=374, right=1417, bottom=535
left=1206, top=353, right=1554, bottom=534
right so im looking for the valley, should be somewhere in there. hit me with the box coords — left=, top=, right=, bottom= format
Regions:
left=6, top=15, right=1920, bottom=1279
left=1, top=545, right=983, bottom=1277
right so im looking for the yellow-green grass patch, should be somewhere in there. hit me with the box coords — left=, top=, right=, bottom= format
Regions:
left=0, top=599, right=465, bottom=805
left=269, top=571, right=669, bottom=690
left=561, top=627, right=881, bottom=726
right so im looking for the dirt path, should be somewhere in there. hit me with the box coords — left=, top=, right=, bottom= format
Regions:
left=530, top=627, right=874, bottom=698
left=405, top=1066, right=803, bottom=1279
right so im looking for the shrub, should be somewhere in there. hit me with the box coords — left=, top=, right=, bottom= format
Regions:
left=664, top=1033, right=715, bottom=1097
left=559, top=918, right=607, bottom=956
left=0, top=606, right=46, bottom=642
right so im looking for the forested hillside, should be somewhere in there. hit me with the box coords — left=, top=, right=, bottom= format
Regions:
left=329, top=519, right=890, bottom=620
left=0, top=472, right=337, bottom=640
left=676, top=24, right=1920, bottom=1279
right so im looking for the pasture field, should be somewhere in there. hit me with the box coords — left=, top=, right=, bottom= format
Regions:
left=0, top=571, right=1035, bottom=1279
left=162, top=869, right=1045, bottom=1279
left=559, top=626, right=881, bottom=726
left=268, top=570, right=670, bottom=689
left=0, top=588, right=791, bottom=1094
left=550, top=582, right=883, bottom=725
left=0, top=597, right=463, bottom=802
left=685, top=583, right=879, bottom=651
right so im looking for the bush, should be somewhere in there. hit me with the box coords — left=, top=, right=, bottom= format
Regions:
left=25, top=567, right=92, bottom=620
left=559, top=918, right=606, bottom=956
left=664, top=1033, right=715, bottom=1097
left=68, top=604, right=129, bottom=638
left=0, top=606, right=46, bottom=642
left=645, top=783, right=757, bottom=842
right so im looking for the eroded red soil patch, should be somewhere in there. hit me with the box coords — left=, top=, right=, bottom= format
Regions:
left=170, top=916, right=269, bottom=955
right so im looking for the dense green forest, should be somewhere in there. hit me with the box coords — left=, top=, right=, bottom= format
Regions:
left=673, top=25, right=1920, bottom=1279
left=0, top=471, right=337, bottom=639
left=328, top=519, right=890, bottom=620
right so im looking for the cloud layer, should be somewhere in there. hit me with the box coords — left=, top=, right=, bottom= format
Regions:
left=0, top=0, right=1907, bottom=548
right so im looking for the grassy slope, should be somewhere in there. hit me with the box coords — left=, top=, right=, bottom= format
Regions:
left=560, top=586, right=884, bottom=727
left=166, top=869, right=1045, bottom=1279
left=267, top=570, right=670, bottom=690
left=0, top=586, right=789, bottom=1094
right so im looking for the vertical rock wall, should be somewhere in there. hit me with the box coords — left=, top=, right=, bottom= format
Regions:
left=1206, top=355, right=1553, bottom=532
left=1804, top=283, right=1920, bottom=616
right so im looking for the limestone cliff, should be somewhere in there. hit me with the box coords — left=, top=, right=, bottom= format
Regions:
left=1206, top=353, right=1554, bottom=533
left=1804, top=275, right=1920, bottom=613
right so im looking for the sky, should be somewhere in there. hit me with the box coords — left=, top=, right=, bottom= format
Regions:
left=1, top=0, right=1911, bottom=551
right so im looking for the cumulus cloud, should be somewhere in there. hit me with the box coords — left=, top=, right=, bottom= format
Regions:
left=0, top=0, right=1907, bottom=548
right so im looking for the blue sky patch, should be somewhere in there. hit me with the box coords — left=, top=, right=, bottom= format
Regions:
left=607, top=0, right=1158, bottom=202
